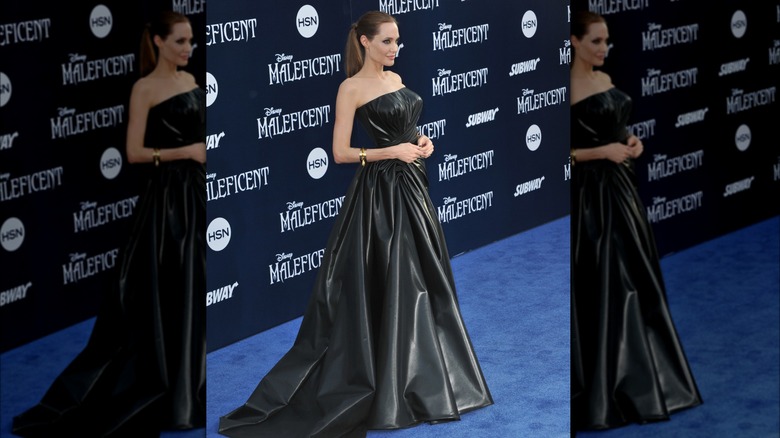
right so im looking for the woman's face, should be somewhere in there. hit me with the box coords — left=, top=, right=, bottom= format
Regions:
left=156, top=22, right=193, bottom=67
left=362, top=22, right=400, bottom=68
left=573, top=21, right=609, bottom=67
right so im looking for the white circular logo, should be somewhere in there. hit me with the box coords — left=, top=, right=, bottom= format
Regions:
left=521, top=10, right=538, bottom=38
left=89, top=4, right=113, bottom=38
left=731, top=10, right=747, bottom=38
left=296, top=5, right=319, bottom=38
left=1, top=217, right=25, bottom=252
left=525, top=124, right=542, bottom=151
left=207, top=217, right=232, bottom=251
left=735, top=124, right=751, bottom=151
left=0, top=72, right=11, bottom=107
left=100, top=147, right=122, bottom=179
left=307, top=147, right=329, bottom=179
left=206, top=72, right=218, bottom=107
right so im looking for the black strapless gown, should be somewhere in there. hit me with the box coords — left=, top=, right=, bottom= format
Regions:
left=570, top=88, right=702, bottom=430
left=12, top=88, right=207, bottom=437
left=218, top=87, right=493, bottom=438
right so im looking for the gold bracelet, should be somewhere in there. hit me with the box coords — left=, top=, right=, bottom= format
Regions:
left=570, top=149, right=577, bottom=166
left=359, top=148, right=366, bottom=167
left=153, top=148, right=160, bottom=167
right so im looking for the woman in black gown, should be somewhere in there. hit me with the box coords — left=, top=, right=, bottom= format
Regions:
left=569, top=11, right=702, bottom=431
left=219, top=11, right=493, bottom=438
left=12, top=11, right=206, bottom=437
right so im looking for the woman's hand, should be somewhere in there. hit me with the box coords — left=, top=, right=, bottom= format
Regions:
left=417, top=135, right=434, bottom=158
left=601, top=142, right=633, bottom=164
left=626, top=135, right=643, bottom=158
left=392, top=137, right=435, bottom=164
left=393, top=142, right=424, bottom=163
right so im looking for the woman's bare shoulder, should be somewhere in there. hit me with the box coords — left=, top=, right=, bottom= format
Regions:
left=386, top=70, right=403, bottom=83
left=595, top=70, right=613, bottom=87
left=130, top=76, right=155, bottom=102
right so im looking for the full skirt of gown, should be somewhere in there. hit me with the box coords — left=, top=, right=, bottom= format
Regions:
left=12, top=89, right=207, bottom=437
left=219, top=87, right=493, bottom=438
left=570, top=88, right=702, bottom=430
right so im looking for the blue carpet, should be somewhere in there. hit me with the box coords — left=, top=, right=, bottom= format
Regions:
left=206, top=216, right=572, bottom=438
left=3, top=215, right=777, bottom=438
left=0, top=322, right=204, bottom=437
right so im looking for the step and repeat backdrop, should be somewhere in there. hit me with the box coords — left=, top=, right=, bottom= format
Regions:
left=4, top=0, right=775, bottom=355
left=573, top=1, right=779, bottom=256
left=205, top=1, right=572, bottom=351
left=0, top=1, right=206, bottom=353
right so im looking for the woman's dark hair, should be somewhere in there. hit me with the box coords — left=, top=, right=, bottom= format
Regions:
left=571, top=10, right=605, bottom=40
left=344, top=11, right=398, bottom=77
left=139, top=11, right=190, bottom=77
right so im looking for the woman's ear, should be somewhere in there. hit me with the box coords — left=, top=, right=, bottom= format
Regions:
left=153, top=34, right=163, bottom=49
left=359, top=34, right=369, bottom=49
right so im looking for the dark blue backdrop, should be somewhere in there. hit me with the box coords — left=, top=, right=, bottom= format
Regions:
left=0, top=0, right=206, bottom=353
left=205, top=1, right=572, bottom=352
left=573, top=1, right=779, bottom=256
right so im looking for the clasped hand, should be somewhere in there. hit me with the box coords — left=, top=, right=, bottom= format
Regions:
left=604, top=135, right=642, bottom=163
left=395, top=135, right=434, bottom=163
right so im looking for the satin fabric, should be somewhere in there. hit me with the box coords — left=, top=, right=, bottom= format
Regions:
left=12, top=89, right=207, bottom=437
left=570, top=88, right=702, bottom=430
left=219, top=87, right=493, bottom=438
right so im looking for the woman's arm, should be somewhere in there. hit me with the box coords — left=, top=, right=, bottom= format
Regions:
left=331, top=80, right=360, bottom=164
left=331, top=78, right=433, bottom=165
left=571, top=134, right=643, bottom=164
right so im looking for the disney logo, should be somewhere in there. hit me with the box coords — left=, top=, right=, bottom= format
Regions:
left=276, top=253, right=293, bottom=262
left=444, top=154, right=458, bottom=162
left=57, top=107, right=76, bottom=117
left=275, top=53, right=294, bottom=62
left=68, top=53, right=87, bottom=63
left=653, top=154, right=668, bottom=162
left=438, top=23, right=452, bottom=31
left=646, top=68, right=661, bottom=77
left=443, top=196, right=457, bottom=205
left=652, top=197, right=667, bottom=205
left=437, top=69, right=452, bottom=77
left=80, top=201, right=97, bottom=210
left=69, top=253, right=87, bottom=262
left=206, top=173, right=216, bottom=180
left=287, top=201, right=304, bottom=210
left=264, top=107, right=283, bottom=116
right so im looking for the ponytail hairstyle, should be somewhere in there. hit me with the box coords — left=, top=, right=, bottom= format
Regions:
left=139, top=11, right=190, bottom=77
left=344, top=11, right=398, bottom=77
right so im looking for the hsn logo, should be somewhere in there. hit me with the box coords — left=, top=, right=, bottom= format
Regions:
left=307, top=147, right=329, bottom=179
left=89, top=4, right=113, bottom=38
left=100, top=147, right=122, bottom=179
left=296, top=5, right=319, bottom=38
left=207, top=217, right=232, bottom=252
left=525, top=124, right=542, bottom=151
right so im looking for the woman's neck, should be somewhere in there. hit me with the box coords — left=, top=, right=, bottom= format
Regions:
left=356, top=60, right=386, bottom=79
left=150, top=60, right=180, bottom=79
left=570, top=60, right=597, bottom=79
